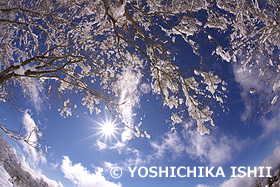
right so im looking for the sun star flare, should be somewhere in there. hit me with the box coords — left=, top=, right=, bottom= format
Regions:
left=96, top=117, right=119, bottom=142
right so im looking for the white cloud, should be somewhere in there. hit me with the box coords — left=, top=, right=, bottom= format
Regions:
left=29, top=80, right=43, bottom=112
left=99, top=132, right=186, bottom=172
left=103, top=161, right=118, bottom=170
left=196, top=185, right=214, bottom=187
left=220, top=176, right=255, bottom=187
left=99, top=141, right=147, bottom=172
left=150, top=131, right=185, bottom=160
left=148, top=124, right=246, bottom=166
left=95, top=140, right=108, bottom=151
left=61, top=156, right=121, bottom=187
left=258, top=109, right=280, bottom=140
left=124, top=146, right=146, bottom=166
left=233, top=63, right=259, bottom=121
left=233, top=61, right=280, bottom=122
left=184, top=129, right=246, bottom=166
left=21, top=110, right=45, bottom=164
left=106, top=143, right=146, bottom=170
left=99, top=124, right=246, bottom=174
left=94, top=140, right=126, bottom=154
left=234, top=61, right=280, bottom=141
left=109, top=141, right=126, bottom=154
left=261, top=146, right=280, bottom=170
left=50, top=162, right=59, bottom=170
left=114, top=66, right=141, bottom=142
left=22, top=78, right=44, bottom=112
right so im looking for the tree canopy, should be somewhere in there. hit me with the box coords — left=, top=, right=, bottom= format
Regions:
left=0, top=0, right=279, bottom=148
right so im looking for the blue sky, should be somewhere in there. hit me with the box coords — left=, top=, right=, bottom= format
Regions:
left=1, top=33, right=280, bottom=187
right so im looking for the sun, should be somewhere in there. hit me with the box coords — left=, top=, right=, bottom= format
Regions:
left=96, top=117, right=119, bottom=142
left=101, top=121, right=116, bottom=136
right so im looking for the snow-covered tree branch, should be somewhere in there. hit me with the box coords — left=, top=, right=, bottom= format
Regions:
left=1, top=0, right=279, bottom=147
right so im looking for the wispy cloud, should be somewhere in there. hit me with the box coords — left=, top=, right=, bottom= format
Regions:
left=261, top=146, right=280, bottom=170
left=258, top=109, right=280, bottom=140
left=150, top=131, right=185, bottom=160
left=98, top=123, right=247, bottom=171
left=114, top=66, right=141, bottom=142
left=234, top=61, right=280, bottom=142
left=196, top=185, right=214, bottom=187
left=95, top=140, right=108, bottom=151
left=22, top=78, right=44, bottom=112
left=61, top=156, right=121, bottom=187
left=109, top=141, right=126, bottom=154
left=97, top=132, right=190, bottom=171
left=94, top=140, right=126, bottom=154
left=149, top=124, right=247, bottom=166
left=100, top=141, right=147, bottom=171
left=233, top=63, right=259, bottom=121
left=29, top=80, right=43, bottom=112
left=183, top=128, right=246, bottom=166
left=220, top=176, right=255, bottom=187
left=50, top=162, right=59, bottom=170
left=95, top=119, right=248, bottom=182
left=21, top=110, right=45, bottom=165
left=233, top=61, right=278, bottom=122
